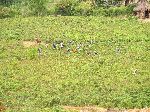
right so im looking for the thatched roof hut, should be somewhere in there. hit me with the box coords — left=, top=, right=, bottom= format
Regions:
left=133, top=0, right=150, bottom=19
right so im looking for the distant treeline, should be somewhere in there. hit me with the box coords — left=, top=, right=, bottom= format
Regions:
left=0, top=0, right=135, bottom=18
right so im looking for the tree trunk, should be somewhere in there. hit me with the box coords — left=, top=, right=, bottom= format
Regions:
left=125, top=0, right=130, bottom=6
left=124, top=0, right=135, bottom=6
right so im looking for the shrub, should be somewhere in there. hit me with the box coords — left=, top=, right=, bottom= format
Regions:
left=92, top=7, right=106, bottom=16
left=47, top=3, right=57, bottom=15
left=0, top=6, right=16, bottom=18
left=92, top=5, right=135, bottom=17
left=74, top=1, right=93, bottom=16
left=23, top=0, right=48, bottom=16
left=0, top=0, right=136, bottom=17
left=0, top=0, right=14, bottom=6
left=20, top=5, right=33, bottom=17
left=54, top=0, right=78, bottom=16
left=105, top=6, right=127, bottom=16
left=126, top=4, right=136, bottom=15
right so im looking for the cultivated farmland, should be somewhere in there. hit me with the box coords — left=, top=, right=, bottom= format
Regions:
left=0, top=16, right=150, bottom=111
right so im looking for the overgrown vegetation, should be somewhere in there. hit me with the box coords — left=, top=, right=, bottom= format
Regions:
left=0, top=0, right=135, bottom=18
left=0, top=16, right=150, bottom=111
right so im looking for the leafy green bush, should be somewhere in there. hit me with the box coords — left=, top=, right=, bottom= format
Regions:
left=92, top=7, right=106, bottom=16
left=105, top=6, right=127, bottom=16
left=0, top=0, right=136, bottom=17
left=53, top=0, right=94, bottom=16
left=74, top=1, right=93, bottom=16
left=0, top=6, right=16, bottom=18
left=22, top=0, right=48, bottom=16
left=92, top=5, right=135, bottom=17
left=126, top=4, right=136, bottom=14
left=0, top=0, right=14, bottom=6
left=54, top=0, right=78, bottom=16
left=0, top=0, right=48, bottom=17
left=47, top=3, right=57, bottom=15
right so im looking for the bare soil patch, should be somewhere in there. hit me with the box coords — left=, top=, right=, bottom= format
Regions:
left=22, top=41, right=48, bottom=48
left=63, top=106, right=107, bottom=112
left=22, top=41, right=38, bottom=48
left=139, top=19, right=150, bottom=23
left=63, top=106, right=150, bottom=112
left=0, top=105, right=6, bottom=112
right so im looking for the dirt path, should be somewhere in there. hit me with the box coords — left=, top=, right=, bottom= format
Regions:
left=63, top=106, right=150, bottom=112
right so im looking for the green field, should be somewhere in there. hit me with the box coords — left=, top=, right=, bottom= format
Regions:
left=0, top=16, right=150, bottom=111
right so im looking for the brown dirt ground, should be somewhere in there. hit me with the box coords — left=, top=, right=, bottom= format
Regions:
left=22, top=41, right=48, bottom=48
left=139, top=18, right=150, bottom=23
left=22, top=41, right=37, bottom=48
left=63, top=106, right=150, bottom=112
left=0, top=105, right=6, bottom=112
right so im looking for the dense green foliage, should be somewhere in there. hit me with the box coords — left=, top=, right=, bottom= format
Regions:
left=23, top=0, right=48, bottom=16
left=0, top=16, right=150, bottom=111
left=93, top=5, right=134, bottom=17
left=0, top=0, right=135, bottom=18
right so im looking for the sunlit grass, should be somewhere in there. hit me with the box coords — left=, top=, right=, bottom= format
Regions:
left=0, top=16, right=150, bottom=111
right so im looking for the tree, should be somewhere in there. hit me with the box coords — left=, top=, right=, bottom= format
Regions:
left=0, top=0, right=13, bottom=5
left=24, top=0, right=48, bottom=16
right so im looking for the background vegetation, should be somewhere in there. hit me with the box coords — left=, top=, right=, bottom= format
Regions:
left=0, top=0, right=135, bottom=18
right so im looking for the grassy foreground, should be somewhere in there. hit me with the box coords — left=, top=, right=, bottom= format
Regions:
left=0, top=16, right=150, bottom=111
